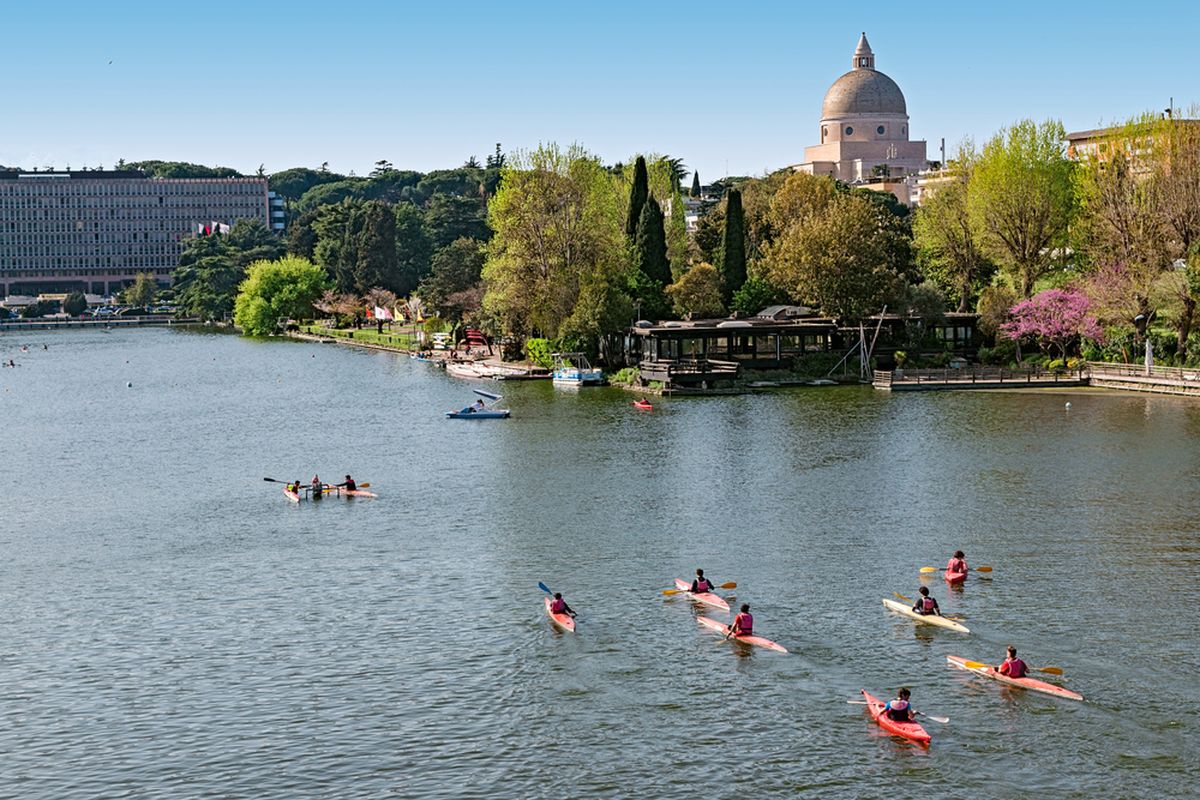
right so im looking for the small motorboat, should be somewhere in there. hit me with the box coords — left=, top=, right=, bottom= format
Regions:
left=632, top=399, right=653, bottom=410
left=551, top=352, right=605, bottom=386
left=446, top=388, right=511, bottom=419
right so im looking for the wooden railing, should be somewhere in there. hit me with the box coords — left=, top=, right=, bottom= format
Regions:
left=874, top=366, right=1084, bottom=387
left=639, top=357, right=740, bottom=383
left=1085, top=361, right=1200, bottom=383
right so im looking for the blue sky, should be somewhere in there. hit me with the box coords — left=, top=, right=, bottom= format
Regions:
left=1, top=0, right=1196, bottom=180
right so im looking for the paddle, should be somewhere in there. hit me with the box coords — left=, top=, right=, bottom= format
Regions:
left=326, top=482, right=371, bottom=492
left=846, top=700, right=949, bottom=724
left=663, top=581, right=737, bottom=595
left=892, top=592, right=966, bottom=621
left=920, top=565, right=993, bottom=574
left=962, top=659, right=1063, bottom=676
left=538, top=582, right=577, bottom=619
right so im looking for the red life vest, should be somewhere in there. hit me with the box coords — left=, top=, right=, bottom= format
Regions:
left=921, top=597, right=935, bottom=612
left=948, top=558, right=967, bottom=573
left=550, top=598, right=567, bottom=614
left=732, top=612, right=753, bottom=635
left=1000, top=658, right=1027, bottom=678
left=694, top=579, right=713, bottom=593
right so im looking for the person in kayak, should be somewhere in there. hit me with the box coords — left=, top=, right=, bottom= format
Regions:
left=996, top=646, right=1027, bottom=678
left=286, top=480, right=301, bottom=494
left=549, top=593, right=576, bottom=618
left=311, top=475, right=324, bottom=497
left=691, top=569, right=716, bottom=594
left=338, top=475, right=357, bottom=491
left=884, top=688, right=915, bottom=722
left=912, top=586, right=942, bottom=616
left=729, top=603, right=753, bottom=636
left=947, top=550, right=968, bottom=574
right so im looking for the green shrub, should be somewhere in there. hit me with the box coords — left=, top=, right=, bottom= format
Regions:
left=1048, top=358, right=1066, bottom=371
left=894, top=350, right=908, bottom=368
left=611, top=367, right=638, bottom=385
left=525, top=338, right=554, bottom=368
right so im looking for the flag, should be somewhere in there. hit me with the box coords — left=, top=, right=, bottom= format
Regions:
left=374, top=306, right=392, bottom=320
left=365, top=306, right=374, bottom=320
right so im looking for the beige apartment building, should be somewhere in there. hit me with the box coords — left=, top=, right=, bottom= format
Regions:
left=0, top=170, right=280, bottom=296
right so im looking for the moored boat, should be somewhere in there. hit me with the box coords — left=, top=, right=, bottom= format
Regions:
left=946, top=655, right=1083, bottom=701
left=551, top=352, right=605, bottom=386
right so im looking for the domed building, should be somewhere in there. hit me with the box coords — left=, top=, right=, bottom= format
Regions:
left=798, top=33, right=927, bottom=186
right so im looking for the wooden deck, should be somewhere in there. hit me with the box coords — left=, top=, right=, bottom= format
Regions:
left=1086, top=362, right=1200, bottom=396
left=873, top=367, right=1086, bottom=391
left=638, top=357, right=740, bottom=387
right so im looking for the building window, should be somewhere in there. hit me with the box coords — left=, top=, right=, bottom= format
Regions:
left=845, top=126, right=854, bottom=136
left=877, top=125, right=885, bottom=135
left=821, top=126, right=827, bottom=142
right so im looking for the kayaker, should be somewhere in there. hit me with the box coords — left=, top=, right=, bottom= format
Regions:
left=691, top=569, right=716, bottom=594
left=729, top=603, right=753, bottom=636
left=311, top=475, right=324, bottom=497
left=339, top=475, right=357, bottom=491
left=947, top=550, right=968, bottom=574
left=884, top=688, right=915, bottom=722
left=996, top=646, right=1028, bottom=678
left=912, top=586, right=942, bottom=616
left=549, top=592, right=576, bottom=618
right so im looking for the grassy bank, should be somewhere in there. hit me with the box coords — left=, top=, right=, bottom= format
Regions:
left=299, top=324, right=418, bottom=350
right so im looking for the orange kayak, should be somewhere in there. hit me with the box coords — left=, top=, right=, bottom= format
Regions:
left=673, top=578, right=729, bottom=612
left=696, top=615, right=787, bottom=652
left=947, top=656, right=1083, bottom=701
left=862, top=689, right=930, bottom=745
left=543, top=597, right=576, bottom=632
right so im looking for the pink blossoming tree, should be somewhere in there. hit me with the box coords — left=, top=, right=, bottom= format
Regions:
left=1001, top=288, right=1104, bottom=358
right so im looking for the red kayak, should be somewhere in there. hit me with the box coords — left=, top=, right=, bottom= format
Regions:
left=944, top=569, right=967, bottom=584
left=283, top=487, right=301, bottom=503
left=673, top=578, right=729, bottom=612
left=633, top=399, right=653, bottom=410
left=543, top=597, right=576, bottom=632
left=946, top=656, right=1083, bottom=701
left=696, top=615, right=787, bottom=652
left=862, top=690, right=930, bottom=745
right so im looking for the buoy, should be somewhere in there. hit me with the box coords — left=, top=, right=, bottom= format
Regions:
left=1065, top=402, right=1072, bottom=410
left=127, top=381, right=133, bottom=388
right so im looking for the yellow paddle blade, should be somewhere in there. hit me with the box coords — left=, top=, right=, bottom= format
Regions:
left=1036, top=666, right=1064, bottom=676
left=359, top=482, right=371, bottom=488
left=662, top=588, right=681, bottom=595
left=961, top=660, right=989, bottom=670
left=975, top=565, right=993, bottom=572
left=893, top=592, right=912, bottom=602
left=919, top=566, right=939, bottom=573
left=719, top=581, right=737, bottom=589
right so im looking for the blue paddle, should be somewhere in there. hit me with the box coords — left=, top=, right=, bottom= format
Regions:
left=538, top=582, right=553, bottom=595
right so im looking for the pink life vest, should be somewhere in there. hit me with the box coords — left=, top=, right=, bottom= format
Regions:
left=1001, top=658, right=1027, bottom=678
left=921, top=596, right=936, bottom=612
left=733, top=612, right=753, bottom=635
left=885, top=699, right=910, bottom=720
left=550, top=598, right=567, bottom=614
left=948, top=558, right=967, bottom=573
left=694, top=579, right=713, bottom=593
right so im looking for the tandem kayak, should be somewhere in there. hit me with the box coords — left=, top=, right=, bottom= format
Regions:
left=946, top=655, right=1083, bottom=701
left=544, top=596, right=576, bottom=632
left=283, top=487, right=301, bottom=503
left=881, top=598, right=970, bottom=633
left=674, top=578, right=730, bottom=612
left=944, top=569, right=967, bottom=584
left=696, top=615, right=787, bottom=652
left=862, top=690, right=931, bottom=745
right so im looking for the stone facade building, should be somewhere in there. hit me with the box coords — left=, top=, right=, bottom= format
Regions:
left=798, top=33, right=927, bottom=184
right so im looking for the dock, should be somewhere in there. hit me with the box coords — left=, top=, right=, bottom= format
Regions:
left=873, top=366, right=1086, bottom=391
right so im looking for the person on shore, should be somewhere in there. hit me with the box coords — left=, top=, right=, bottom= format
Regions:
left=691, top=569, right=716, bottom=594
left=339, top=474, right=357, bottom=492
left=884, top=688, right=915, bottom=722
left=729, top=603, right=753, bottom=637
left=912, top=586, right=941, bottom=616
left=947, top=550, right=968, bottom=574
left=996, top=646, right=1027, bottom=678
left=549, top=592, right=576, bottom=618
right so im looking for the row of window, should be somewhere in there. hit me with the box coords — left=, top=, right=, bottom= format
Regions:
left=0, top=181, right=265, bottom=196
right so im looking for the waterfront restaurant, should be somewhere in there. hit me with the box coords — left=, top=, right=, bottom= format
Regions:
left=625, top=307, right=979, bottom=387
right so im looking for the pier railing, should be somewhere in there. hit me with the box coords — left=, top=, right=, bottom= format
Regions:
left=1085, top=361, right=1200, bottom=383
left=873, top=366, right=1085, bottom=389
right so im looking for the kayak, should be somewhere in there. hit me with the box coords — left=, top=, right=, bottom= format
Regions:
left=544, top=596, right=576, bottom=632
left=945, top=569, right=967, bottom=584
left=283, top=487, right=301, bottom=503
left=333, top=488, right=377, bottom=498
left=862, top=689, right=931, bottom=745
left=697, top=615, right=787, bottom=652
left=633, top=400, right=653, bottom=410
left=946, top=655, right=1083, bottom=701
left=674, top=578, right=730, bottom=612
left=881, top=598, right=970, bottom=633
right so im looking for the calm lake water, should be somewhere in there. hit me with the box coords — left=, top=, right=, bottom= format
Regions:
left=1, top=327, right=1198, bottom=799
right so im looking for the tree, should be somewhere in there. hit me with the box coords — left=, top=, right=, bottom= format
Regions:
left=122, top=272, right=159, bottom=307
left=63, top=291, right=88, bottom=316
left=483, top=144, right=628, bottom=341
left=1001, top=288, right=1103, bottom=358
left=690, top=171, right=701, bottom=198
left=913, top=179, right=994, bottom=311
left=968, top=119, right=1076, bottom=296
left=393, top=203, right=433, bottom=296
left=730, top=276, right=783, bottom=316
left=719, top=188, right=747, bottom=301
left=976, top=285, right=1019, bottom=340
left=233, top=255, right=329, bottom=335
left=354, top=200, right=399, bottom=293
left=633, top=196, right=671, bottom=285
left=424, top=194, right=489, bottom=250
left=667, top=263, right=725, bottom=318
left=625, top=156, right=649, bottom=239
left=418, top=237, right=486, bottom=318
left=485, top=144, right=505, bottom=170
left=1147, top=113, right=1200, bottom=357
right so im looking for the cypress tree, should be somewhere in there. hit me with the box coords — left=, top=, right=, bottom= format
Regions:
left=719, top=188, right=746, bottom=302
left=354, top=200, right=399, bottom=293
left=690, top=171, right=701, bottom=198
left=626, top=156, right=649, bottom=239
left=634, top=196, right=671, bottom=286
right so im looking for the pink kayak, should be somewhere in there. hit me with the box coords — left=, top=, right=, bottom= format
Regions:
left=697, top=615, right=787, bottom=652
left=339, top=489, right=377, bottom=498
left=674, top=578, right=730, bottom=612
left=862, top=689, right=930, bottom=745
left=543, top=597, right=576, bottom=632
left=944, top=569, right=967, bottom=584
left=946, top=655, right=1083, bottom=701
left=283, top=487, right=301, bottom=503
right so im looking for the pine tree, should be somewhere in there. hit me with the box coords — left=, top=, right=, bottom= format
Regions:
left=719, top=188, right=746, bottom=302
left=626, top=156, right=649, bottom=239
left=690, top=171, right=701, bottom=198
left=634, top=196, right=671, bottom=286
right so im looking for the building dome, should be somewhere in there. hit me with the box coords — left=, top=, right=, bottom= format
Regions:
left=821, top=69, right=907, bottom=117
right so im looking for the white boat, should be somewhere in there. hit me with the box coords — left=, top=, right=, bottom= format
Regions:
left=551, top=352, right=605, bottom=386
